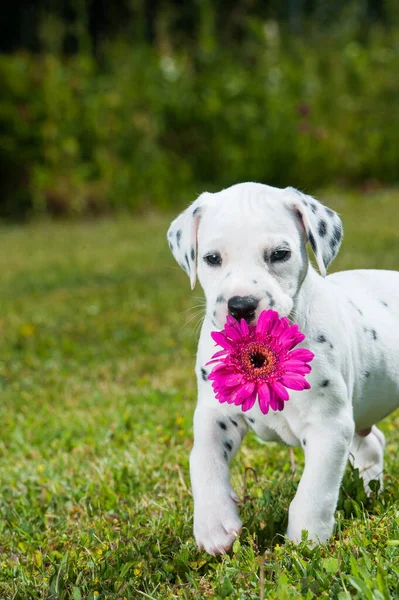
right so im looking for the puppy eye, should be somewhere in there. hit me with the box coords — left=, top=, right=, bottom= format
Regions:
left=270, top=249, right=291, bottom=262
left=204, top=252, right=222, bottom=267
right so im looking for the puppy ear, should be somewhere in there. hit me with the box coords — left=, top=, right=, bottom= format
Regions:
left=286, top=187, right=343, bottom=277
left=167, top=196, right=205, bottom=289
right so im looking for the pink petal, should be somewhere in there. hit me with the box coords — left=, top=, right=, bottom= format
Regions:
left=270, top=315, right=291, bottom=338
left=280, top=316, right=291, bottom=329
left=233, top=391, right=246, bottom=405
left=223, top=376, right=245, bottom=388
left=207, top=367, right=231, bottom=379
left=241, top=390, right=257, bottom=412
left=216, top=394, right=228, bottom=403
left=283, top=360, right=312, bottom=374
left=288, top=348, right=315, bottom=363
left=220, top=387, right=240, bottom=405
left=239, top=318, right=250, bottom=336
left=269, top=388, right=285, bottom=411
left=258, top=383, right=271, bottom=414
left=224, top=323, right=243, bottom=341
left=280, top=332, right=305, bottom=350
left=280, top=374, right=307, bottom=390
left=211, top=331, right=232, bottom=349
left=238, top=381, right=256, bottom=398
left=206, top=357, right=228, bottom=366
left=210, top=349, right=229, bottom=360
left=226, top=315, right=237, bottom=326
left=257, top=310, right=275, bottom=335
left=208, top=362, right=234, bottom=373
left=271, top=381, right=290, bottom=402
left=265, top=310, right=280, bottom=335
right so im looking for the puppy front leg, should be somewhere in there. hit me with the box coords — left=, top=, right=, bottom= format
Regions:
left=287, top=416, right=355, bottom=543
left=190, top=405, right=247, bottom=555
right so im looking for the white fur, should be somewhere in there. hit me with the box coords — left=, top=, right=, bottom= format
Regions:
left=167, top=182, right=399, bottom=555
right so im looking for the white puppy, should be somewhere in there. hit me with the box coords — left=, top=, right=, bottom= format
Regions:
left=167, top=182, right=399, bottom=556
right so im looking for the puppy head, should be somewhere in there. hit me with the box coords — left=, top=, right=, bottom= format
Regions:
left=167, top=183, right=343, bottom=327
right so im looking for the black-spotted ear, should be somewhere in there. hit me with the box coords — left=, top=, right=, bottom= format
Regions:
left=286, top=187, right=343, bottom=277
left=167, top=194, right=206, bottom=289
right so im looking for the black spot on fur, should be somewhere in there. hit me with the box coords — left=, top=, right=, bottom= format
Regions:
left=320, top=379, right=330, bottom=388
left=308, top=231, right=317, bottom=255
left=223, top=450, right=228, bottom=462
left=176, top=229, right=182, bottom=248
left=216, top=295, right=225, bottom=303
left=200, top=368, right=208, bottom=382
left=212, top=319, right=218, bottom=327
left=333, top=224, right=342, bottom=241
left=269, top=298, right=276, bottom=307
left=168, top=230, right=173, bottom=238
left=190, top=246, right=195, bottom=261
left=218, top=420, right=227, bottom=431
left=325, top=207, right=335, bottom=217
left=224, top=440, right=233, bottom=452
left=229, top=418, right=238, bottom=427
left=330, top=224, right=342, bottom=252
left=225, top=272, right=231, bottom=278
left=310, top=202, right=318, bottom=214
left=330, top=343, right=334, bottom=350
left=248, top=417, right=255, bottom=424
left=185, top=253, right=190, bottom=271
left=193, top=206, right=201, bottom=216
left=365, top=371, right=370, bottom=378
left=316, top=334, right=326, bottom=343
left=370, top=328, right=377, bottom=340
left=302, top=438, right=306, bottom=446
left=169, top=241, right=174, bottom=252
left=381, top=301, right=388, bottom=307
left=252, top=279, right=258, bottom=284
left=266, top=291, right=272, bottom=299
left=318, top=219, right=327, bottom=237
left=213, top=310, right=217, bottom=318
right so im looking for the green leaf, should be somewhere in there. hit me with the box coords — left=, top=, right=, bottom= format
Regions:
left=322, top=557, right=339, bottom=574
left=34, top=549, right=42, bottom=568
left=347, top=575, right=374, bottom=600
left=72, top=587, right=82, bottom=600
left=376, top=563, right=391, bottom=600
left=350, top=555, right=359, bottom=577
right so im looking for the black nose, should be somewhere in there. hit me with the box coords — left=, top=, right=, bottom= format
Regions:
left=227, top=295, right=258, bottom=322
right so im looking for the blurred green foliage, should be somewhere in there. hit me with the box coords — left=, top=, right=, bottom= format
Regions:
left=0, top=9, right=398, bottom=218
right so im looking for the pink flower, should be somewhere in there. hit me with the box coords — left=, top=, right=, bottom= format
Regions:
left=207, top=310, right=314, bottom=414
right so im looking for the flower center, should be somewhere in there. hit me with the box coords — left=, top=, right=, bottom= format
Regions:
left=238, top=341, right=279, bottom=381
left=250, top=351, right=267, bottom=369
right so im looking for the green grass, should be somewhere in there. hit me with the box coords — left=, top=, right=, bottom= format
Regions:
left=0, top=187, right=398, bottom=599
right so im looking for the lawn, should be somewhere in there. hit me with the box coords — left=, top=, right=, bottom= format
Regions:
left=0, top=188, right=398, bottom=599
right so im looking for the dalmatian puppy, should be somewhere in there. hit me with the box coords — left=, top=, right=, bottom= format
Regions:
left=167, top=182, right=399, bottom=556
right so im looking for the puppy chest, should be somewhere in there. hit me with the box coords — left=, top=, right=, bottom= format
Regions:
left=243, top=411, right=301, bottom=447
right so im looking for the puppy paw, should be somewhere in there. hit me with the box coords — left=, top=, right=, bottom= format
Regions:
left=286, top=518, right=333, bottom=545
left=194, top=490, right=242, bottom=555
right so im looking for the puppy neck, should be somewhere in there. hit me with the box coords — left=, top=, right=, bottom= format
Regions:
left=290, top=264, right=325, bottom=332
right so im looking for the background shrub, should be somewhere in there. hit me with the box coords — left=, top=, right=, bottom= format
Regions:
left=0, top=3, right=398, bottom=219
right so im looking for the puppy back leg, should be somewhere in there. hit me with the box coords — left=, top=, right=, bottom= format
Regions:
left=287, top=414, right=355, bottom=543
left=349, top=426, right=385, bottom=494
left=190, top=406, right=247, bottom=555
